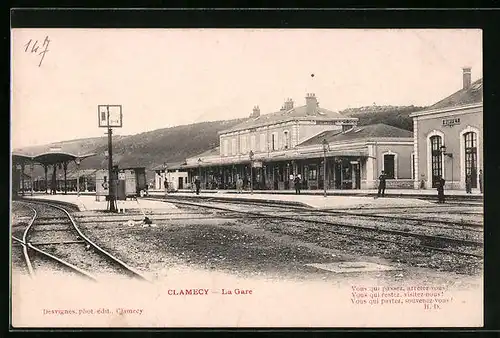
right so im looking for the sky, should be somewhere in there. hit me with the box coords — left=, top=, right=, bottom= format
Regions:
left=11, top=29, right=482, bottom=149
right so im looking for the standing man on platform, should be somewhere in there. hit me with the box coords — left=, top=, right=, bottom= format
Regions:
left=164, top=178, right=169, bottom=197
left=194, top=176, right=201, bottom=195
left=377, top=170, right=386, bottom=198
left=437, top=176, right=446, bottom=203
left=294, top=175, right=301, bottom=195
left=479, top=169, right=483, bottom=194
left=465, top=174, right=472, bottom=194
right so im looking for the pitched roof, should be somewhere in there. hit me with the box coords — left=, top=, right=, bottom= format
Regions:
left=298, top=123, right=413, bottom=147
left=152, top=161, right=187, bottom=171
left=427, top=78, right=483, bottom=110
left=220, top=105, right=352, bottom=134
left=195, top=146, right=220, bottom=158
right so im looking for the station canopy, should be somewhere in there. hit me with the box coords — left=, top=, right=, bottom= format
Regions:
left=12, top=153, right=34, bottom=166
left=12, top=151, right=96, bottom=166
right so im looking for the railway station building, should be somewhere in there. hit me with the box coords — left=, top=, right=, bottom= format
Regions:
left=410, top=68, right=483, bottom=191
left=153, top=162, right=189, bottom=191
left=165, top=93, right=415, bottom=191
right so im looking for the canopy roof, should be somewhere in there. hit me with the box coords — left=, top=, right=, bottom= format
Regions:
left=12, top=151, right=96, bottom=166
left=12, top=153, right=34, bottom=165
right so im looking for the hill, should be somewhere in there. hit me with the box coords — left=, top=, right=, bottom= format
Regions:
left=87, top=118, right=246, bottom=171
left=13, top=118, right=246, bottom=180
left=13, top=105, right=423, bottom=182
left=340, top=105, right=425, bottom=131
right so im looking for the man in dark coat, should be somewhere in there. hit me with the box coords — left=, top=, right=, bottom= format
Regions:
left=377, top=171, right=386, bottom=197
left=294, top=175, right=301, bottom=195
left=465, top=174, right=472, bottom=194
left=164, top=178, right=169, bottom=196
left=479, top=169, right=483, bottom=194
left=194, top=177, right=201, bottom=195
left=437, top=176, right=446, bottom=203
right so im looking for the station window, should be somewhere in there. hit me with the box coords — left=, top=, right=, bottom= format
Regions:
left=250, top=135, right=256, bottom=152
left=308, top=167, right=318, bottom=180
left=384, top=154, right=395, bottom=179
left=231, top=138, right=237, bottom=155
left=283, top=131, right=290, bottom=149
left=260, top=134, right=266, bottom=152
left=240, top=135, right=247, bottom=154
left=223, top=139, right=229, bottom=156
left=272, top=134, right=277, bottom=151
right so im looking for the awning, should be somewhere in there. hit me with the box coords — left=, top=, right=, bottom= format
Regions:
left=295, top=149, right=369, bottom=159
left=167, top=149, right=369, bottom=171
left=12, top=153, right=34, bottom=165
left=33, top=152, right=96, bottom=165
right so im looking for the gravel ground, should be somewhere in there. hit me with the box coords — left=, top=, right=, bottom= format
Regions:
left=11, top=243, right=29, bottom=276
left=252, top=218, right=483, bottom=275
left=11, top=202, right=36, bottom=239
left=161, top=200, right=484, bottom=246
left=75, top=206, right=483, bottom=288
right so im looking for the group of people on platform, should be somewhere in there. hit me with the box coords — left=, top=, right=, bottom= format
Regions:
left=163, top=168, right=483, bottom=203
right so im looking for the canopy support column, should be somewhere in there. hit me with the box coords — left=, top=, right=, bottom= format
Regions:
left=63, top=161, right=68, bottom=195
left=44, top=165, right=48, bottom=194
left=21, top=163, right=25, bottom=196
left=52, top=164, right=57, bottom=195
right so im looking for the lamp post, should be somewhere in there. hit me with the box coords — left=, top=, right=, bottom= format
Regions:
left=162, top=161, right=167, bottom=189
left=249, top=150, right=254, bottom=194
left=198, top=158, right=202, bottom=189
left=322, top=138, right=329, bottom=197
left=75, top=157, right=81, bottom=196
left=440, top=145, right=454, bottom=188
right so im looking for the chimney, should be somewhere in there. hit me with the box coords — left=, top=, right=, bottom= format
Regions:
left=305, top=93, right=317, bottom=115
left=284, top=98, right=294, bottom=111
left=463, top=67, right=472, bottom=90
left=251, top=105, right=260, bottom=118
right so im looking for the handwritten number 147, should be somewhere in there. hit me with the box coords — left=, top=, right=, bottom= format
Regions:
left=24, top=36, right=50, bottom=67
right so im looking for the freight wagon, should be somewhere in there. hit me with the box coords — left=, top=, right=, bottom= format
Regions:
left=95, top=167, right=147, bottom=199
left=120, top=167, right=148, bottom=197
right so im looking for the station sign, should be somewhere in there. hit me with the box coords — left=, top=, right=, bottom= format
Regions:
left=118, top=171, right=126, bottom=180
left=98, top=105, right=123, bottom=128
left=442, top=117, right=461, bottom=127
left=252, top=161, right=263, bottom=168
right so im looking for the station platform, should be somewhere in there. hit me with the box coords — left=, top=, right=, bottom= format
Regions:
left=22, top=194, right=178, bottom=212
left=148, top=191, right=438, bottom=209
left=21, top=186, right=482, bottom=211
left=152, top=188, right=483, bottom=199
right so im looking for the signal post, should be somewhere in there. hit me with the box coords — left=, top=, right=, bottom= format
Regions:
left=98, top=104, right=123, bottom=213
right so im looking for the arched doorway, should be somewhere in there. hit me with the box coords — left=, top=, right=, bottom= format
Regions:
left=464, top=131, right=478, bottom=188
left=430, top=135, right=443, bottom=188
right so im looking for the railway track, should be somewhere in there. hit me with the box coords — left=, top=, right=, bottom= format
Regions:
left=11, top=200, right=150, bottom=283
left=145, top=196, right=483, bottom=259
left=158, top=195, right=483, bottom=228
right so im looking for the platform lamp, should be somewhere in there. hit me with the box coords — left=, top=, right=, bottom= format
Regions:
left=198, top=158, right=202, bottom=187
left=162, top=162, right=167, bottom=189
left=440, top=145, right=454, bottom=189
left=75, top=157, right=81, bottom=196
left=322, top=138, right=330, bottom=197
left=249, top=150, right=254, bottom=194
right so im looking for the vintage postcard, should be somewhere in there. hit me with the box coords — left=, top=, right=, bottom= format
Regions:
left=10, top=28, right=483, bottom=328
